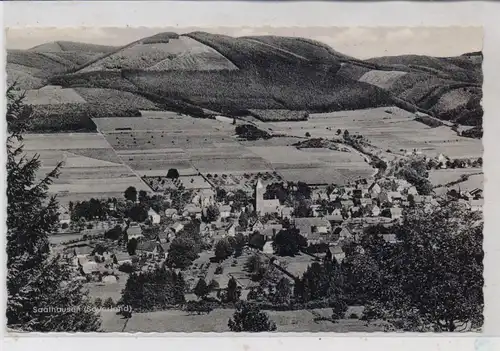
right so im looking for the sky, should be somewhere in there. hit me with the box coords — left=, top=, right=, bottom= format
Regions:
left=6, top=27, right=482, bottom=59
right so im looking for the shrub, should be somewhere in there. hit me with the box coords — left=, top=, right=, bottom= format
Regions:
left=118, top=262, right=135, bottom=273
left=214, top=265, right=223, bottom=275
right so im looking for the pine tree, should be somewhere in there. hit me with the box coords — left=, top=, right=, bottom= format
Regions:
left=6, top=85, right=100, bottom=331
left=194, top=278, right=209, bottom=300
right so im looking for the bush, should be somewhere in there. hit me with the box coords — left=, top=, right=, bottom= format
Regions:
left=214, top=265, right=223, bottom=275
left=349, top=313, right=359, bottom=319
left=118, top=262, right=135, bottom=273
left=103, top=297, right=115, bottom=308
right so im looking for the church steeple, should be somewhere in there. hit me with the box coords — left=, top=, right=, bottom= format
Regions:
left=255, top=178, right=265, bottom=215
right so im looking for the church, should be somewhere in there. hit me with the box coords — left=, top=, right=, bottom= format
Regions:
left=254, top=178, right=281, bottom=216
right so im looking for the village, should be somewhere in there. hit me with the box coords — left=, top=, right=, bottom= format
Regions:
left=51, top=148, right=484, bottom=314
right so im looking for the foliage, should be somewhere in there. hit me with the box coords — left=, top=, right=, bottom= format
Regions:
left=103, top=297, right=115, bottom=308
left=228, top=302, right=277, bottom=332
left=71, top=198, right=108, bottom=221
left=166, top=168, right=180, bottom=179
left=235, top=124, right=271, bottom=141
left=165, top=237, right=199, bottom=269
left=221, top=277, right=241, bottom=303
left=202, top=204, right=220, bottom=223
left=124, top=186, right=138, bottom=202
left=6, top=84, right=100, bottom=332
left=194, top=278, right=210, bottom=299
left=126, top=204, right=149, bottom=222
left=104, top=225, right=123, bottom=241
left=214, top=238, right=234, bottom=261
left=185, top=300, right=213, bottom=315
left=127, top=238, right=138, bottom=256
left=371, top=201, right=483, bottom=331
left=120, top=266, right=186, bottom=311
left=248, top=232, right=266, bottom=251
left=118, top=262, right=135, bottom=274
left=272, top=228, right=307, bottom=257
left=394, top=156, right=433, bottom=195
left=271, top=277, right=292, bottom=305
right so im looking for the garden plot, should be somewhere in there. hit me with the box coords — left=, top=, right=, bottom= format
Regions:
left=191, top=156, right=274, bottom=174
left=208, top=171, right=282, bottom=192
left=278, top=167, right=348, bottom=185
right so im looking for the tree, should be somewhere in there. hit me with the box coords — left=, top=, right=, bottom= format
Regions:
left=6, top=85, right=100, bottom=332
left=336, top=129, right=342, bottom=135
left=94, top=298, right=103, bottom=308
left=203, top=204, right=220, bottom=223
left=238, top=211, right=249, bottom=229
left=127, top=238, right=138, bottom=256
left=103, top=297, right=114, bottom=308
left=224, top=277, right=241, bottom=303
left=373, top=201, right=483, bottom=331
left=166, top=168, right=180, bottom=180
left=395, top=156, right=433, bottom=195
left=228, top=302, right=277, bottom=332
left=194, top=278, right=210, bottom=300
left=104, top=225, right=122, bottom=241
left=272, top=277, right=292, bottom=305
left=343, top=130, right=350, bottom=138
left=126, top=204, right=148, bottom=222
left=165, top=237, right=199, bottom=269
left=120, top=266, right=185, bottom=311
left=248, top=232, right=266, bottom=251
left=305, top=132, right=311, bottom=137
left=124, top=186, right=138, bottom=202
left=138, top=190, right=148, bottom=203
left=272, top=228, right=307, bottom=256
left=215, top=239, right=234, bottom=262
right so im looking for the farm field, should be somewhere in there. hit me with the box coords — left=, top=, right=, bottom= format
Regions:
left=23, top=133, right=149, bottom=205
left=100, top=307, right=385, bottom=332
left=269, top=106, right=483, bottom=158
left=429, top=168, right=483, bottom=187
left=24, top=85, right=87, bottom=105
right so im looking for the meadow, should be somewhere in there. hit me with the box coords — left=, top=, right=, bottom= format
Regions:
left=100, top=307, right=385, bottom=332
left=23, top=133, right=149, bottom=205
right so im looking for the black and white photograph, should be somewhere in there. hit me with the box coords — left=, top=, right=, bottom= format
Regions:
left=6, top=26, right=484, bottom=333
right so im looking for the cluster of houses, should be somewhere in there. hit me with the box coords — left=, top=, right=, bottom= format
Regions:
left=55, top=169, right=483, bottom=282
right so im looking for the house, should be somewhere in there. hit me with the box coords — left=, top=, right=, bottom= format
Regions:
left=341, top=200, right=354, bottom=209
left=470, top=199, right=484, bottom=212
left=137, top=240, right=167, bottom=256
left=369, top=182, right=382, bottom=196
left=388, top=191, right=402, bottom=201
left=382, top=234, right=398, bottom=244
left=261, top=223, right=283, bottom=240
left=352, top=189, right=363, bottom=199
left=370, top=204, right=381, bottom=217
left=148, top=208, right=161, bottom=224
left=378, top=191, right=392, bottom=204
left=338, top=227, right=354, bottom=241
left=251, top=219, right=264, bottom=233
left=127, top=225, right=143, bottom=240
left=164, top=208, right=178, bottom=218
left=280, top=206, right=294, bottom=219
left=330, top=245, right=345, bottom=263
left=219, top=205, right=232, bottom=219
left=255, top=179, right=282, bottom=215
left=186, top=205, right=202, bottom=219
left=360, top=198, right=373, bottom=207
left=226, top=222, right=237, bottom=237
left=326, top=208, right=343, bottom=223
left=171, top=222, right=185, bottom=234
left=58, top=205, right=71, bottom=225
left=263, top=241, right=274, bottom=254
left=469, top=188, right=483, bottom=199
left=407, top=186, right=419, bottom=196
left=294, top=217, right=331, bottom=238
left=389, top=207, right=403, bottom=219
